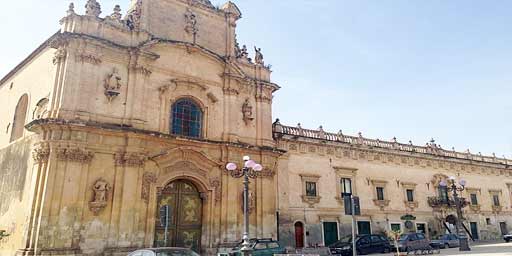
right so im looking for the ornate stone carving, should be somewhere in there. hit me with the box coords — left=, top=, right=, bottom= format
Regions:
left=53, top=49, right=67, bottom=65
left=141, top=172, right=157, bottom=203
left=209, top=177, right=221, bottom=203
left=56, top=147, right=94, bottom=163
left=254, top=46, right=264, bottom=65
left=132, top=65, right=152, bottom=76
left=242, top=99, right=254, bottom=124
left=184, top=8, right=198, bottom=41
left=373, top=199, right=390, bottom=210
left=89, top=178, right=111, bottom=215
left=32, top=98, right=49, bottom=119
left=103, top=68, right=123, bottom=102
left=107, top=5, right=122, bottom=22
left=126, top=0, right=142, bottom=30
left=76, top=54, right=102, bottom=65
left=67, top=3, right=75, bottom=16
left=85, top=0, right=101, bottom=17
left=32, top=144, right=50, bottom=162
left=115, top=152, right=147, bottom=168
left=207, top=92, right=218, bottom=103
left=238, top=45, right=250, bottom=62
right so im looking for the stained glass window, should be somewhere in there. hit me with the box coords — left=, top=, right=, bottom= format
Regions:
left=171, top=99, right=202, bottom=138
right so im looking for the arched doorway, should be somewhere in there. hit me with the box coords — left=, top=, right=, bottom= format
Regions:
left=294, top=222, right=304, bottom=248
left=154, top=180, right=202, bottom=252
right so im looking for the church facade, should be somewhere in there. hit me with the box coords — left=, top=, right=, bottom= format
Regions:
left=0, top=0, right=511, bottom=255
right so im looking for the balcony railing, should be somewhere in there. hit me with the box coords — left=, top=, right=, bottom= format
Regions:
left=427, top=196, right=469, bottom=208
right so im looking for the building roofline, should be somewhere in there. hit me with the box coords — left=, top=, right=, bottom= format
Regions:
left=272, top=120, right=510, bottom=167
left=0, top=31, right=60, bottom=88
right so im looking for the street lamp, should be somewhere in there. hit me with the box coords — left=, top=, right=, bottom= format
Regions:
left=226, top=156, right=263, bottom=256
left=439, top=176, right=470, bottom=251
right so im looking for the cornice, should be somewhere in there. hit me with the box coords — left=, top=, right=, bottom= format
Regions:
left=25, top=118, right=286, bottom=155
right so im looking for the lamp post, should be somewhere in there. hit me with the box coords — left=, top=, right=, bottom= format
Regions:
left=439, top=176, right=471, bottom=251
left=226, top=156, right=263, bottom=256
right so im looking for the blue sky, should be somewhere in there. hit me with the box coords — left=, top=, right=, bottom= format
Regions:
left=1, top=0, right=511, bottom=156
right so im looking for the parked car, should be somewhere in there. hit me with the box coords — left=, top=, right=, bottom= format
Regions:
left=504, top=232, right=512, bottom=242
left=394, top=233, right=432, bottom=253
left=328, top=234, right=391, bottom=255
left=228, top=238, right=286, bottom=256
left=431, top=234, right=460, bottom=248
left=127, top=247, right=200, bottom=256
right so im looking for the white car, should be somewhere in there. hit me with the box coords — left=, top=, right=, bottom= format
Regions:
left=128, top=247, right=200, bottom=256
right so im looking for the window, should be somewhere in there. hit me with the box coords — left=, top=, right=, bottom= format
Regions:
left=306, top=182, right=317, bottom=197
left=470, top=193, right=478, bottom=205
left=254, top=243, right=267, bottom=250
left=438, top=186, right=448, bottom=201
left=267, top=242, right=279, bottom=249
left=376, top=187, right=384, bottom=201
left=10, top=94, right=29, bottom=142
left=486, top=218, right=491, bottom=225
left=340, top=178, right=352, bottom=195
left=390, top=223, right=401, bottom=232
left=406, top=189, right=414, bottom=202
left=171, top=98, right=202, bottom=138
left=493, top=195, right=500, bottom=206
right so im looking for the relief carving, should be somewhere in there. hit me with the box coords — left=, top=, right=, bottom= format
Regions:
left=89, top=178, right=111, bottom=215
left=76, top=53, right=102, bottom=65
left=104, top=68, right=123, bottom=102
left=32, top=144, right=50, bottom=163
left=115, top=152, right=147, bottom=168
left=56, top=147, right=94, bottom=163
left=53, top=49, right=67, bottom=65
left=209, top=177, right=221, bottom=203
left=141, top=172, right=157, bottom=203
left=242, top=99, right=254, bottom=125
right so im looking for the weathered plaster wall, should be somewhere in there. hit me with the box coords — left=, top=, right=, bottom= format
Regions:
left=0, top=137, right=35, bottom=256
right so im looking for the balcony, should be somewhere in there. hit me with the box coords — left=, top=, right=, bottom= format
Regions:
left=428, top=196, right=469, bottom=209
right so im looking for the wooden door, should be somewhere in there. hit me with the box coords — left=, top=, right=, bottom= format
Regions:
left=154, top=180, right=202, bottom=252
left=294, top=222, right=304, bottom=248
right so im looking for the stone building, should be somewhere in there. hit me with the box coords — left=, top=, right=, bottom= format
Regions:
left=0, top=0, right=511, bottom=255
left=273, top=124, right=512, bottom=248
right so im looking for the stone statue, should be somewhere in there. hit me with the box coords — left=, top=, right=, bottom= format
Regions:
left=85, top=0, right=101, bottom=17
left=254, top=46, right=264, bottom=65
left=104, top=68, right=123, bottom=102
left=89, top=178, right=111, bottom=215
left=234, top=41, right=241, bottom=58
left=184, top=9, right=198, bottom=35
left=92, top=179, right=110, bottom=203
left=240, top=45, right=249, bottom=59
left=109, top=5, right=122, bottom=21
left=67, top=3, right=75, bottom=16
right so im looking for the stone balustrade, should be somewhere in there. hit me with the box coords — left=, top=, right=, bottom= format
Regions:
left=273, top=120, right=510, bottom=166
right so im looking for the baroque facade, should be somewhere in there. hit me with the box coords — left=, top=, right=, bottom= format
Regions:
left=0, top=0, right=510, bottom=255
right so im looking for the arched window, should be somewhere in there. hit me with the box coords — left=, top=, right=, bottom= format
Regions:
left=170, top=98, right=202, bottom=138
left=10, top=94, right=29, bottom=142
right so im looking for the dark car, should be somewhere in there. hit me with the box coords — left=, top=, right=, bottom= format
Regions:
left=504, top=232, right=512, bottom=242
left=431, top=234, right=460, bottom=248
left=229, top=238, right=286, bottom=256
left=127, top=247, right=200, bottom=256
left=329, top=234, right=391, bottom=255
